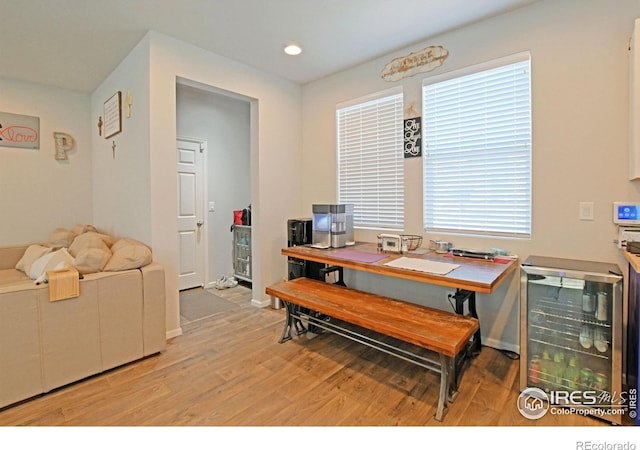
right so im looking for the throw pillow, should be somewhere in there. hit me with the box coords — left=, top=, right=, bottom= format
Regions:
left=47, top=228, right=77, bottom=249
left=71, top=224, right=98, bottom=235
left=15, top=244, right=51, bottom=275
left=74, top=247, right=112, bottom=274
left=104, top=239, right=152, bottom=271
left=29, top=248, right=75, bottom=281
left=69, top=231, right=113, bottom=257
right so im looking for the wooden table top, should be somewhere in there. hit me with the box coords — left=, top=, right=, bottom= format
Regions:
left=282, top=242, right=518, bottom=294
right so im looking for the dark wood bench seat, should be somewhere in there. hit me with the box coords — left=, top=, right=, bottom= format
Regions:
left=265, top=277, right=479, bottom=421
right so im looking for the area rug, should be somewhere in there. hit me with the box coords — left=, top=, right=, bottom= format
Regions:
left=180, top=288, right=239, bottom=323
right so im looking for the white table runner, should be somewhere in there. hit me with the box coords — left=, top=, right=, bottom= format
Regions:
left=384, top=257, right=460, bottom=275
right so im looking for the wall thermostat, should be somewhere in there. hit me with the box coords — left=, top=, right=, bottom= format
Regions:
left=613, top=202, right=640, bottom=225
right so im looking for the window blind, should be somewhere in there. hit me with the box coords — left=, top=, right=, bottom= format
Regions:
left=337, top=89, right=404, bottom=229
left=422, top=55, right=531, bottom=237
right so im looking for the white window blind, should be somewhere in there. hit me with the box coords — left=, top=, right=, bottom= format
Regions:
left=422, top=54, right=531, bottom=237
left=337, top=89, right=404, bottom=229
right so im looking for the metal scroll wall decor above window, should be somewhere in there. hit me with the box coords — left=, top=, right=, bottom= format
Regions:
left=381, top=45, right=449, bottom=82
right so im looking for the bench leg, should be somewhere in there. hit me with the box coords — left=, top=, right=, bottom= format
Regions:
left=435, top=354, right=451, bottom=422
left=278, top=300, right=307, bottom=343
left=447, top=357, right=459, bottom=403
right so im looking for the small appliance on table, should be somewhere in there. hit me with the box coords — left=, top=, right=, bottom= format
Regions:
left=311, top=204, right=354, bottom=249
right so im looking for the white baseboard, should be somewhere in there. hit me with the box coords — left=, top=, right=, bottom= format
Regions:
left=251, top=297, right=269, bottom=308
left=166, top=327, right=183, bottom=339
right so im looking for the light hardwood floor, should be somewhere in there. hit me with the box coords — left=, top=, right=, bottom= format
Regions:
left=0, top=284, right=610, bottom=427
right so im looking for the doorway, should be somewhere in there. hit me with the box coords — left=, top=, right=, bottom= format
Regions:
left=176, top=81, right=252, bottom=301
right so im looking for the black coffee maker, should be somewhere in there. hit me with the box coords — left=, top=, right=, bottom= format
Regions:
left=286, top=218, right=326, bottom=281
left=287, top=218, right=312, bottom=247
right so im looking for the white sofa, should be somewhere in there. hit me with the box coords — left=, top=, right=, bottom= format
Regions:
left=0, top=227, right=166, bottom=409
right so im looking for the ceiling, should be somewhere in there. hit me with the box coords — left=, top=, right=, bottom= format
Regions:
left=1, top=0, right=538, bottom=93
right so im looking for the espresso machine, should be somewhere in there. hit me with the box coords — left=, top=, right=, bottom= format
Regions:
left=311, top=204, right=354, bottom=249
left=311, top=205, right=332, bottom=248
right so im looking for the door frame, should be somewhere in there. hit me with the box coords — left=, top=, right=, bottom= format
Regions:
left=177, top=135, right=209, bottom=291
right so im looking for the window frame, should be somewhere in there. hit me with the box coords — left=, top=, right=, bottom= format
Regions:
left=422, top=52, right=532, bottom=239
left=336, top=86, right=405, bottom=230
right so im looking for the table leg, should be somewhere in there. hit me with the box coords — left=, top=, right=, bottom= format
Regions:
left=452, top=288, right=481, bottom=354
left=451, top=289, right=481, bottom=388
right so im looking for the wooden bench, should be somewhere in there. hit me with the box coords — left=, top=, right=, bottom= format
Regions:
left=265, top=277, right=479, bottom=421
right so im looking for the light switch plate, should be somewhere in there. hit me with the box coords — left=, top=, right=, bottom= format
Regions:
left=579, top=202, right=594, bottom=221
left=208, top=201, right=215, bottom=212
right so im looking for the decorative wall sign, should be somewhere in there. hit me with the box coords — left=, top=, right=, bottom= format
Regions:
left=53, top=132, right=75, bottom=160
left=404, top=117, right=422, bottom=158
left=103, top=91, right=122, bottom=139
left=125, top=91, right=133, bottom=118
left=0, top=112, right=40, bottom=149
left=381, top=45, right=449, bottom=82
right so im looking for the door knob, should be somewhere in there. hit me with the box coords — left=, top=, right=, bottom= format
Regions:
left=197, top=220, right=204, bottom=227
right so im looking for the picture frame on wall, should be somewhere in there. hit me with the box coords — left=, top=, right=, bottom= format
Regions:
left=0, top=111, right=40, bottom=149
left=103, top=91, right=122, bottom=139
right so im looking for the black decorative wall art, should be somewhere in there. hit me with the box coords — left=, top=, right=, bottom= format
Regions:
left=404, top=117, right=421, bottom=158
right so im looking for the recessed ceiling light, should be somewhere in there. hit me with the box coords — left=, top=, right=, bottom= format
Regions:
left=284, top=44, right=302, bottom=56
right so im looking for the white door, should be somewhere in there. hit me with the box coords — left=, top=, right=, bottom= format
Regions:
left=177, top=138, right=205, bottom=291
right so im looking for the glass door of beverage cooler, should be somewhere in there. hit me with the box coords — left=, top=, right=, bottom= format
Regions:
left=520, top=256, right=623, bottom=424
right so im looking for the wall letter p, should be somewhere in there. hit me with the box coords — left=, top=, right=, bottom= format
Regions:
left=53, top=132, right=75, bottom=160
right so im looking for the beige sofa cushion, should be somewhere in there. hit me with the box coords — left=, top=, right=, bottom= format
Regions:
left=74, top=248, right=112, bottom=274
left=15, top=245, right=51, bottom=275
left=71, top=224, right=98, bottom=236
left=104, top=239, right=152, bottom=271
left=46, top=228, right=77, bottom=249
left=0, top=268, right=29, bottom=286
left=68, top=232, right=113, bottom=257
left=68, top=232, right=113, bottom=274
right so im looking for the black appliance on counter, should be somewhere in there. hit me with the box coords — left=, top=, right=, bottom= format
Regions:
left=288, top=218, right=312, bottom=247
left=286, top=218, right=333, bottom=282
left=284, top=218, right=343, bottom=331
left=287, top=218, right=322, bottom=280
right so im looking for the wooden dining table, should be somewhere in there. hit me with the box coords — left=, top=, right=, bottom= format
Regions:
left=281, top=242, right=519, bottom=376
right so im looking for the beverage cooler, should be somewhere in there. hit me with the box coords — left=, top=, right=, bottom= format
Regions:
left=520, top=255, right=624, bottom=424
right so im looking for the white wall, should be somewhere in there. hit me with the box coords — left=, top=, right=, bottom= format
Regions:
left=147, top=32, right=302, bottom=337
left=176, top=83, right=251, bottom=283
left=88, top=31, right=302, bottom=338
left=0, top=78, right=93, bottom=245
left=90, top=37, right=152, bottom=244
left=301, top=0, right=640, bottom=351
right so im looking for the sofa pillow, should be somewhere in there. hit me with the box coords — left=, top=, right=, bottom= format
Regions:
left=104, top=239, right=152, bottom=271
left=69, top=231, right=113, bottom=257
left=15, top=244, right=51, bottom=275
left=71, top=224, right=98, bottom=236
left=73, top=247, right=112, bottom=274
left=47, top=228, right=77, bottom=249
left=29, top=248, right=75, bottom=282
